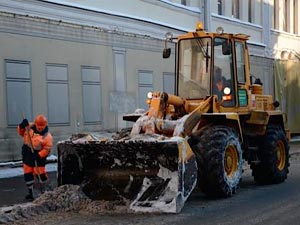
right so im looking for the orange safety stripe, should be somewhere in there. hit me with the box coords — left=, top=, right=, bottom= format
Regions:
left=23, top=163, right=46, bottom=175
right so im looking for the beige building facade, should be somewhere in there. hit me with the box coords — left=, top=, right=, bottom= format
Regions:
left=0, top=0, right=299, bottom=162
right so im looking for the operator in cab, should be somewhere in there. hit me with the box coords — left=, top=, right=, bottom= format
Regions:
left=213, top=67, right=226, bottom=101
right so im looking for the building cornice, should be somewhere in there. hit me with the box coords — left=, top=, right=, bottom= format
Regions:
left=0, top=0, right=188, bottom=39
left=0, top=11, right=174, bottom=53
left=211, top=13, right=263, bottom=30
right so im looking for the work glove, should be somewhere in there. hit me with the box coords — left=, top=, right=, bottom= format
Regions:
left=19, top=119, right=29, bottom=129
left=32, top=150, right=40, bottom=161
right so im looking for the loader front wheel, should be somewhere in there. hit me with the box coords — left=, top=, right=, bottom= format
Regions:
left=251, top=125, right=290, bottom=184
left=192, top=126, right=243, bottom=197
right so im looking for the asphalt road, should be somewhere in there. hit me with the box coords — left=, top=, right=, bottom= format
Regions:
left=0, top=172, right=57, bottom=208
left=6, top=156, right=300, bottom=225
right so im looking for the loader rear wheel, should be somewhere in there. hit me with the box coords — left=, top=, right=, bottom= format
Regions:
left=251, top=125, right=290, bottom=184
left=191, top=126, right=243, bottom=197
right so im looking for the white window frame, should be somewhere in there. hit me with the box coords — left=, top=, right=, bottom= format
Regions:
left=5, top=60, right=32, bottom=126
left=81, top=66, right=102, bottom=124
left=46, top=63, right=70, bottom=125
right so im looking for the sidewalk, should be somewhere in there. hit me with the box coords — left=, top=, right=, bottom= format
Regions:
left=0, top=155, right=57, bottom=179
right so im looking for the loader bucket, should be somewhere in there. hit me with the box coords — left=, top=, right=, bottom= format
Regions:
left=57, top=135, right=197, bottom=213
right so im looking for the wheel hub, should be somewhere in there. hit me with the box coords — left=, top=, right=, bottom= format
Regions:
left=224, top=145, right=238, bottom=177
left=276, top=140, right=286, bottom=171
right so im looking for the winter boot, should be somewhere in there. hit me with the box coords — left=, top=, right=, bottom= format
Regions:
left=25, top=187, right=34, bottom=201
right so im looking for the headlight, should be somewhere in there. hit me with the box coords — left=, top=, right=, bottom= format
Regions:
left=147, top=92, right=153, bottom=99
left=223, top=87, right=231, bottom=95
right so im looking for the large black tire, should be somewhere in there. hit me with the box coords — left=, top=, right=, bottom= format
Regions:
left=251, top=125, right=290, bottom=184
left=190, top=125, right=243, bottom=197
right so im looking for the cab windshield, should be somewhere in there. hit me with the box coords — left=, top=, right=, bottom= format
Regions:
left=177, top=37, right=211, bottom=99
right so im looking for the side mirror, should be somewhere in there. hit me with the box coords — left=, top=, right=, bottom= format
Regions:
left=273, top=101, right=280, bottom=108
left=163, top=48, right=171, bottom=58
left=254, top=78, right=263, bottom=85
left=250, top=75, right=263, bottom=85
left=162, top=32, right=173, bottom=59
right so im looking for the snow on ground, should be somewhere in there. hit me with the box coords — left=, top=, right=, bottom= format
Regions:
left=0, top=155, right=57, bottom=179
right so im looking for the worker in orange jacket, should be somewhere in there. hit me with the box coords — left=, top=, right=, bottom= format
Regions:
left=17, top=114, right=53, bottom=200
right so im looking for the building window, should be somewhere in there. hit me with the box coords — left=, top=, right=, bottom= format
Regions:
left=5, top=60, right=32, bottom=126
left=248, top=0, right=253, bottom=23
left=283, top=0, right=288, bottom=32
left=232, top=0, right=240, bottom=19
left=81, top=66, right=102, bottom=124
left=217, top=0, right=223, bottom=15
left=273, top=0, right=278, bottom=29
left=138, top=70, right=153, bottom=110
left=46, top=64, right=69, bottom=125
left=294, top=0, right=298, bottom=34
left=181, top=0, right=187, bottom=6
left=275, top=0, right=289, bottom=32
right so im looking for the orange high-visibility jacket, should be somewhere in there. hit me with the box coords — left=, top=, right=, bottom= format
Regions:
left=17, top=123, right=53, bottom=158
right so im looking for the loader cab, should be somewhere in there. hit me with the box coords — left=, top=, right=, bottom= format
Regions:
left=176, top=35, right=235, bottom=107
left=174, top=24, right=251, bottom=111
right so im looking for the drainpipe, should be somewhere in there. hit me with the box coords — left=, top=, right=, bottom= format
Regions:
left=203, top=0, right=211, bottom=31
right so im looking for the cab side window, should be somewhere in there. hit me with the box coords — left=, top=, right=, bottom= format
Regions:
left=235, top=41, right=246, bottom=84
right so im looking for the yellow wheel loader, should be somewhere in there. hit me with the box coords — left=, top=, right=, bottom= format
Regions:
left=57, top=22, right=290, bottom=213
